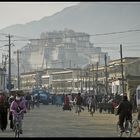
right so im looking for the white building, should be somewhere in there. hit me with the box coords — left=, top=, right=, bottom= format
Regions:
left=0, top=67, right=7, bottom=91
left=21, top=29, right=110, bottom=71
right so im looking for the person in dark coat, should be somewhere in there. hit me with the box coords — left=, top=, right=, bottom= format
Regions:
left=0, top=92, right=9, bottom=131
left=117, top=94, right=133, bottom=132
left=75, top=93, right=84, bottom=113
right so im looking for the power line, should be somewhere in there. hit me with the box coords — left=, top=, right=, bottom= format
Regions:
left=94, top=41, right=140, bottom=45
left=0, top=40, right=8, bottom=42
left=0, top=45, right=7, bottom=48
left=91, top=29, right=140, bottom=37
left=0, top=33, right=8, bottom=36
left=12, top=35, right=30, bottom=39
left=1, top=28, right=140, bottom=41
left=13, top=39, right=29, bottom=42
left=123, top=45, right=140, bottom=47
left=0, top=48, right=8, bottom=52
left=27, top=29, right=140, bottom=40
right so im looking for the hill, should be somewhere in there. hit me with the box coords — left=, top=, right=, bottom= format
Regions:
left=0, top=2, right=140, bottom=59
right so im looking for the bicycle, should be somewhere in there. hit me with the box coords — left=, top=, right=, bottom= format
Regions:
left=132, top=119, right=140, bottom=135
left=14, top=113, right=22, bottom=138
left=116, top=119, right=132, bottom=137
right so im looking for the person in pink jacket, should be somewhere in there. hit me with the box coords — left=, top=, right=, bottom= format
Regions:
left=10, top=92, right=27, bottom=134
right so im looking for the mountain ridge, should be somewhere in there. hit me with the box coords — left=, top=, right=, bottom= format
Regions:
left=0, top=2, right=140, bottom=59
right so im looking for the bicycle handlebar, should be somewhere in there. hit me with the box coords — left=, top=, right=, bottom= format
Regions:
left=12, top=110, right=24, bottom=116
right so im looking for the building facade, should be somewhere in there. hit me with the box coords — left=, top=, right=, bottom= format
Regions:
left=0, top=67, right=7, bottom=91
left=20, top=57, right=140, bottom=100
left=20, top=29, right=109, bottom=72
left=96, top=57, right=140, bottom=100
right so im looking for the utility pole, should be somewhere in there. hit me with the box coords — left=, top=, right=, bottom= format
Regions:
left=17, top=50, right=20, bottom=90
left=104, top=54, right=108, bottom=94
left=85, top=69, right=88, bottom=93
left=6, top=34, right=12, bottom=93
left=95, top=62, right=99, bottom=95
left=92, top=64, right=94, bottom=94
left=96, top=62, right=99, bottom=84
left=120, top=44, right=125, bottom=95
left=88, top=65, right=91, bottom=94
left=14, top=49, right=21, bottom=90
left=2, top=54, right=8, bottom=90
left=80, top=69, right=83, bottom=93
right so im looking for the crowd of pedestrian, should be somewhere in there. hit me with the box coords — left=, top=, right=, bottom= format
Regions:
left=0, top=89, right=40, bottom=133
left=0, top=88, right=138, bottom=136
left=47, top=92, right=123, bottom=114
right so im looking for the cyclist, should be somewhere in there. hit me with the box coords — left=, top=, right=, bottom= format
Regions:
left=10, top=93, right=27, bottom=134
left=116, top=94, right=133, bottom=132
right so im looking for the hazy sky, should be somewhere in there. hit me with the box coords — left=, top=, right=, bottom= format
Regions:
left=0, top=2, right=80, bottom=30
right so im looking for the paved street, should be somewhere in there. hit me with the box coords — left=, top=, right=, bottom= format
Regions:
left=0, top=104, right=139, bottom=137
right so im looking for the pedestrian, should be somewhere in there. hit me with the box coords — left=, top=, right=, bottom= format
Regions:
left=63, top=94, right=71, bottom=111
left=25, top=92, right=31, bottom=110
left=89, top=95, right=96, bottom=113
left=35, top=93, right=40, bottom=108
left=30, top=94, right=35, bottom=109
left=75, top=93, right=84, bottom=113
left=86, top=95, right=91, bottom=112
left=8, top=92, right=15, bottom=130
left=0, top=91, right=9, bottom=131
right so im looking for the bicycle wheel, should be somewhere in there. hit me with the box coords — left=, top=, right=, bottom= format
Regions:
left=125, top=120, right=132, bottom=137
left=15, top=123, right=20, bottom=138
left=15, top=129, right=17, bottom=138
left=17, top=130, right=20, bottom=138
left=132, top=119, right=139, bottom=135
left=15, top=124, right=18, bottom=138
left=116, top=122, right=123, bottom=137
left=78, top=106, right=80, bottom=116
